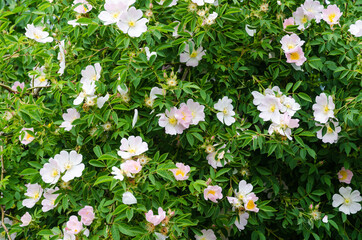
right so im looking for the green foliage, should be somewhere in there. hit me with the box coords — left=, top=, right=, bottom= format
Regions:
left=0, top=0, right=361, bottom=239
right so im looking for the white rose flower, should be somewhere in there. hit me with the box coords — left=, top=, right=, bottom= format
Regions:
left=117, top=7, right=149, bottom=37
left=54, top=150, right=85, bottom=182
left=312, top=93, right=335, bottom=123
left=22, top=183, right=43, bottom=208
left=117, top=136, right=148, bottom=159
left=332, top=187, right=362, bottom=215
left=25, top=24, right=53, bottom=43
left=214, top=96, right=236, bottom=126
left=122, top=191, right=137, bottom=205
left=40, top=158, right=61, bottom=184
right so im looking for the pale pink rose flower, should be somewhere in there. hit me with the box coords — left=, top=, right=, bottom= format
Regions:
left=257, top=95, right=283, bottom=123
left=19, top=127, right=35, bottom=145
left=282, top=96, right=301, bottom=116
left=316, top=121, right=341, bottom=144
left=348, top=20, right=362, bottom=37
left=301, top=0, right=324, bottom=23
left=98, top=0, right=135, bottom=25
left=268, top=113, right=300, bottom=140
left=235, top=212, right=249, bottom=230
left=175, top=105, right=192, bottom=128
left=41, top=187, right=60, bottom=212
left=25, top=24, right=53, bottom=43
left=65, top=216, right=83, bottom=235
left=244, top=193, right=259, bottom=212
left=322, top=5, right=342, bottom=26
left=117, top=136, right=148, bottom=159
left=338, top=167, right=353, bottom=184
left=63, top=230, right=76, bottom=240
left=122, top=191, right=137, bottom=205
left=40, top=158, right=61, bottom=184
left=97, top=93, right=109, bottom=109
left=169, top=163, right=191, bottom=180
left=195, top=229, right=217, bottom=240
left=22, top=183, right=43, bottom=208
left=204, top=185, right=223, bottom=203
left=180, top=42, right=206, bottom=67
left=181, top=99, right=205, bottom=125
left=111, top=166, right=124, bottom=181
left=120, top=160, right=142, bottom=177
left=80, top=63, right=102, bottom=84
left=236, top=180, right=253, bottom=201
left=293, top=7, right=311, bottom=30
left=20, top=212, right=32, bottom=227
left=57, top=40, right=66, bottom=75
left=73, top=0, right=92, bottom=14
left=117, top=7, right=149, bottom=37
left=312, top=93, right=335, bottom=123
left=158, top=107, right=186, bottom=135
left=11, top=81, right=25, bottom=91
left=54, top=150, right=85, bottom=182
left=145, top=207, right=166, bottom=226
left=280, top=33, right=305, bottom=54
left=78, top=206, right=95, bottom=226
left=60, top=108, right=80, bottom=131
left=283, top=17, right=295, bottom=31
left=150, top=87, right=165, bottom=100
left=285, top=47, right=307, bottom=66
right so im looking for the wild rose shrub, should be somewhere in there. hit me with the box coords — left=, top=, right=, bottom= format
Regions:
left=0, top=0, right=361, bottom=239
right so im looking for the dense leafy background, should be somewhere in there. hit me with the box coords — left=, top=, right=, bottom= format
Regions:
left=0, top=0, right=361, bottom=239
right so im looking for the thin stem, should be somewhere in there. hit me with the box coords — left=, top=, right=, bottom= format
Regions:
left=0, top=83, right=15, bottom=93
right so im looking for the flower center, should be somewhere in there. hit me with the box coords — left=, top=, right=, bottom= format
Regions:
left=52, top=169, right=59, bottom=177
left=128, top=21, right=136, bottom=27
left=270, top=104, right=276, bottom=112
left=344, top=198, right=351, bottom=205
left=208, top=190, right=216, bottom=195
left=290, top=52, right=300, bottom=60
left=190, top=51, right=198, bottom=58
left=287, top=44, right=295, bottom=50
left=340, top=170, right=347, bottom=180
left=112, top=12, right=120, bottom=19
left=301, top=16, right=308, bottom=24
left=92, top=75, right=97, bottom=81
left=328, top=13, right=336, bottom=23
left=39, top=76, right=46, bottom=82
left=83, top=5, right=88, bottom=13
left=168, top=117, right=177, bottom=126
left=65, top=163, right=72, bottom=170
left=246, top=200, right=255, bottom=209
left=176, top=169, right=185, bottom=176
left=128, top=148, right=136, bottom=154
left=34, top=33, right=41, bottom=39
left=323, top=105, right=329, bottom=113
left=327, top=126, right=333, bottom=134
left=26, top=134, right=33, bottom=140
left=33, top=192, right=39, bottom=199
left=286, top=104, right=291, bottom=109
left=223, top=108, right=228, bottom=115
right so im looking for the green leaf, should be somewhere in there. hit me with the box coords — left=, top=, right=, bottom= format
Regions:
left=89, top=160, right=106, bottom=168
left=94, top=176, right=114, bottom=186
left=298, top=93, right=312, bottom=103
left=19, top=168, right=38, bottom=175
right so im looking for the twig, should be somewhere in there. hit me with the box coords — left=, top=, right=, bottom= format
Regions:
left=181, top=68, right=189, bottom=81
left=0, top=145, right=12, bottom=240
left=0, top=83, right=15, bottom=93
